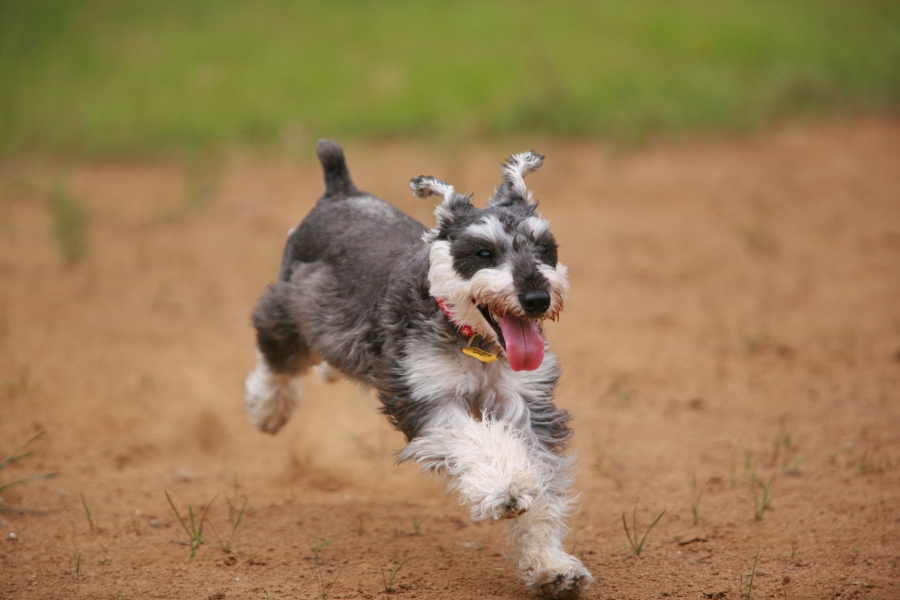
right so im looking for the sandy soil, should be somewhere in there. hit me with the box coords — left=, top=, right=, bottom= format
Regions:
left=1, top=119, right=899, bottom=600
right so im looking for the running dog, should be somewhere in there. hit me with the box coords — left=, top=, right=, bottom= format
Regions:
left=244, top=140, right=592, bottom=598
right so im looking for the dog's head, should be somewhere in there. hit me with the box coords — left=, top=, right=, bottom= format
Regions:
left=411, top=151, right=568, bottom=372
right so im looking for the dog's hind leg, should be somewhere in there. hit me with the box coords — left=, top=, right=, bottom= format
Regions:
left=244, top=281, right=315, bottom=434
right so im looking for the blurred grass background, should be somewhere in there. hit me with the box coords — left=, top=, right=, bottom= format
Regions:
left=1, top=0, right=898, bottom=157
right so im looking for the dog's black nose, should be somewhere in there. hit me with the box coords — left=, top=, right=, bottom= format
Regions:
left=520, top=290, right=551, bottom=316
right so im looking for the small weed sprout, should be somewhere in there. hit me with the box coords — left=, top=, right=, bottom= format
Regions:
left=778, top=420, right=792, bottom=450
left=737, top=441, right=775, bottom=520
left=314, top=563, right=344, bottom=600
left=772, top=420, right=796, bottom=465
left=312, top=535, right=334, bottom=563
left=411, top=516, right=422, bottom=535
left=622, top=505, right=665, bottom=556
left=742, top=474, right=775, bottom=521
left=790, top=540, right=798, bottom=559
left=740, top=546, right=761, bottom=600
left=848, top=446, right=894, bottom=474
left=690, top=472, right=711, bottom=525
left=381, top=558, right=411, bottom=594
left=0, top=431, right=60, bottom=510
left=206, top=497, right=248, bottom=553
left=70, top=551, right=82, bottom=582
left=165, top=490, right=213, bottom=558
left=81, top=493, right=94, bottom=531
left=739, top=440, right=753, bottom=475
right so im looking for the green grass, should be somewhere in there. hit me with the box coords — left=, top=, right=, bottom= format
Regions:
left=311, top=534, right=334, bottom=564
left=741, top=546, right=761, bottom=600
left=1, top=0, right=899, bottom=156
left=690, top=472, right=711, bottom=525
left=381, top=558, right=411, bottom=594
left=0, top=431, right=60, bottom=506
left=165, top=490, right=213, bottom=558
left=622, top=504, right=665, bottom=557
left=81, top=492, right=94, bottom=531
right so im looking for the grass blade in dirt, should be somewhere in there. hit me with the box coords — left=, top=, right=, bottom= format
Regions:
left=81, top=493, right=94, bottom=531
left=0, top=431, right=60, bottom=497
left=741, top=474, right=775, bottom=521
left=206, top=496, right=247, bottom=553
left=622, top=506, right=666, bottom=556
left=381, top=558, right=411, bottom=594
left=2, top=0, right=899, bottom=155
left=0, top=431, right=47, bottom=470
left=315, top=563, right=345, bottom=600
left=691, top=472, right=711, bottom=524
left=165, top=490, right=212, bottom=558
left=70, top=552, right=82, bottom=582
left=312, top=534, right=334, bottom=564
left=743, top=546, right=761, bottom=600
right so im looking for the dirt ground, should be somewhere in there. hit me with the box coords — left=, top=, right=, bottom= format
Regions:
left=1, top=119, right=899, bottom=600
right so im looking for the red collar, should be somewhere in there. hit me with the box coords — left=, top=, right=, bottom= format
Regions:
left=435, top=297, right=474, bottom=338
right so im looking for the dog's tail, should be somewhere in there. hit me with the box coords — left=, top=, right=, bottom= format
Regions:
left=317, top=139, right=358, bottom=197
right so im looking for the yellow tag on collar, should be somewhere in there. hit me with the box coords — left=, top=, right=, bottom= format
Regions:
left=462, top=346, right=498, bottom=362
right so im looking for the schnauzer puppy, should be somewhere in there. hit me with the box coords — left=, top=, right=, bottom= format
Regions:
left=244, top=140, right=592, bottom=598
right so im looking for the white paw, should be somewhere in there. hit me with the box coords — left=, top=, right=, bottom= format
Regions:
left=469, top=482, right=536, bottom=521
left=520, top=552, right=593, bottom=599
left=244, top=359, right=301, bottom=434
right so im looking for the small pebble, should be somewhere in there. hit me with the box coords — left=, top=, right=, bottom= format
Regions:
left=8, top=533, right=16, bottom=540
left=148, top=518, right=161, bottom=528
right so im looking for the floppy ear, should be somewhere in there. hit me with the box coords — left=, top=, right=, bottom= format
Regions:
left=487, top=151, right=544, bottom=208
left=410, top=176, right=473, bottom=224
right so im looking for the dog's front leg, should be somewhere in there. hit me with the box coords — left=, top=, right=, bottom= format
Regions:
left=399, top=407, right=545, bottom=522
left=506, top=447, right=593, bottom=599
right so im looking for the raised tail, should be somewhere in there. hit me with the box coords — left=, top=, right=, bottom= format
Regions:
left=317, top=139, right=358, bottom=197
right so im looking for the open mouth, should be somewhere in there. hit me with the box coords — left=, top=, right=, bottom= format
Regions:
left=476, top=303, right=545, bottom=372
left=478, top=304, right=506, bottom=349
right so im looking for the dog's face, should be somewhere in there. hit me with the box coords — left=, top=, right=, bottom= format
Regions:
left=411, top=152, right=569, bottom=372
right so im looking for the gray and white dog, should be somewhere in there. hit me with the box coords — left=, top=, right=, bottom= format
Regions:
left=244, top=140, right=592, bottom=599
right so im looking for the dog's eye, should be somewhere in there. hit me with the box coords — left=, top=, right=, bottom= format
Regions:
left=476, top=249, right=493, bottom=260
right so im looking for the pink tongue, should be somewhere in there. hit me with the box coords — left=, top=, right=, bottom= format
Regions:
left=497, top=315, right=545, bottom=371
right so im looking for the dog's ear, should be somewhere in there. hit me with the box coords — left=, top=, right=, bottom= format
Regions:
left=410, top=176, right=473, bottom=224
left=487, top=151, right=544, bottom=208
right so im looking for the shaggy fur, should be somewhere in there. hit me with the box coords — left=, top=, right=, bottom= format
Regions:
left=244, top=140, right=592, bottom=598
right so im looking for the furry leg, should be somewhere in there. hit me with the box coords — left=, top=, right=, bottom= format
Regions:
left=507, top=448, right=592, bottom=599
left=399, top=408, right=544, bottom=521
left=244, top=352, right=302, bottom=434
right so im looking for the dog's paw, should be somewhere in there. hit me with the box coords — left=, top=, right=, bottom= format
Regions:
left=244, top=361, right=301, bottom=434
left=521, top=553, right=593, bottom=599
left=470, top=483, right=535, bottom=521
